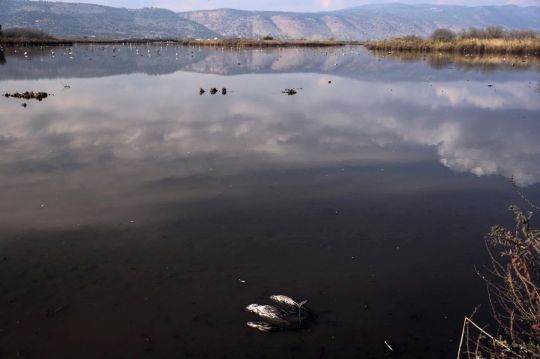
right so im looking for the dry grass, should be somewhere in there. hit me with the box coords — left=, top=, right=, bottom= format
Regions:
left=366, top=38, right=540, bottom=55
left=179, top=38, right=354, bottom=48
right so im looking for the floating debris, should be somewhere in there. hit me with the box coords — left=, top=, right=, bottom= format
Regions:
left=141, top=334, right=152, bottom=343
left=384, top=340, right=395, bottom=353
left=282, top=89, right=297, bottom=95
left=45, top=304, right=70, bottom=318
left=4, top=91, right=49, bottom=101
left=53, top=305, right=70, bottom=314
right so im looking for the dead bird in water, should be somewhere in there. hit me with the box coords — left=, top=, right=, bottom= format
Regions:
left=245, top=304, right=292, bottom=327
left=247, top=321, right=286, bottom=333
left=270, top=295, right=314, bottom=322
left=245, top=295, right=315, bottom=332
left=270, top=295, right=309, bottom=312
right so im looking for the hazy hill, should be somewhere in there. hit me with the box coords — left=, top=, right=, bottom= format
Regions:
left=0, top=0, right=219, bottom=39
left=0, top=0, right=538, bottom=40
left=178, top=4, right=540, bottom=40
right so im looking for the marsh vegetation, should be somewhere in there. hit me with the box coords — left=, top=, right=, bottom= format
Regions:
left=366, top=27, right=540, bottom=54
left=460, top=202, right=540, bottom=358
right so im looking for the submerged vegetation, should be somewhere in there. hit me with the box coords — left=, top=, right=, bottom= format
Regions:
left=366, top=27, right=540, bottom=54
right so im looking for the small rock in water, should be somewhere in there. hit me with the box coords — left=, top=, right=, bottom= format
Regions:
left=4, top=91, right=49, bottom=101
left=282, top=89, right=297, bottom=95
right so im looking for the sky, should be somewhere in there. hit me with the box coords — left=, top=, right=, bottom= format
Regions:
left=47, top=0, right=540, bottom=12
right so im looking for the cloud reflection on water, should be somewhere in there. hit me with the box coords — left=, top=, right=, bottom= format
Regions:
left=0, top=48, right=538, bottom=229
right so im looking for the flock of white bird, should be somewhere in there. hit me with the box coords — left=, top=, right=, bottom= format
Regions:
left=13, top=43, right=364, bottom=67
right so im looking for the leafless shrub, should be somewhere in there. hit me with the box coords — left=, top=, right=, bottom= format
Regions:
left=400, top=35, right=424, bottom=42
left=457, top=27, right=538, bottom=41
left=465, top=181, right=540, bottom=358
left=431, top=28, right=456, bottom=42
left=504, top=29, right=540, bottom=40
left=486, top=26, right=505, bottom=39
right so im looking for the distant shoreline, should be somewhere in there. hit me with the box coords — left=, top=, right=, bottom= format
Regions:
left=0, top=37, right=362, bottom=47
left=178, top=39, right=362, bottom=47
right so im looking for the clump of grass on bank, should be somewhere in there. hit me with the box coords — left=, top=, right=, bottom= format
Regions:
left=178, top=38, right=354, bottom=48
left=366, top=27, right=540, bottom=55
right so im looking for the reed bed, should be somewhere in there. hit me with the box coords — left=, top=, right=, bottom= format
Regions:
left=366, top=38, right=540, bottom=55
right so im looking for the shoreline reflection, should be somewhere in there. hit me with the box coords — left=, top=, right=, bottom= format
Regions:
left=0, top=45, right=538, bottom=81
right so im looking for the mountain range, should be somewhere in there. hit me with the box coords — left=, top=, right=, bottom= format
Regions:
left=1, top=0, right=539, bottom=40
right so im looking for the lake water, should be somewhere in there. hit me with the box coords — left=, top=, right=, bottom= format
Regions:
left=0, top=44, right=539, bottom=358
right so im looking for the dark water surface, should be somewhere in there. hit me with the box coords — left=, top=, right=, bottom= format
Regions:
left=0, top=44, right=539, bottom=358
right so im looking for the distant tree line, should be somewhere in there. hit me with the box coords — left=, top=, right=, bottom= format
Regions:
left=395, top=27, right=539, bottom=43
left=431, top=26, right=539, bottom=42
left=0, top=27, right=55, bottom=40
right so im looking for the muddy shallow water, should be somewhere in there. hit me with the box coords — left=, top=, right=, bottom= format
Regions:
left=0, top=44, right=539, bottom=358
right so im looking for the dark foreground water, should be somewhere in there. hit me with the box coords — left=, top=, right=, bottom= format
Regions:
left=0, top=44, right=539, bottom=358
